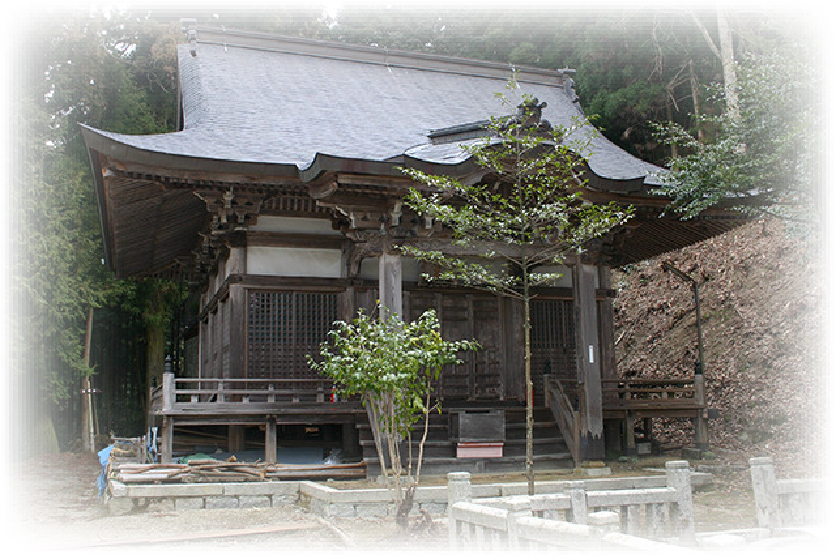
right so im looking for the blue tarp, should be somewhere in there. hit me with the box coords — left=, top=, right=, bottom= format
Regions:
left=97, top=444, right=114, bottom=496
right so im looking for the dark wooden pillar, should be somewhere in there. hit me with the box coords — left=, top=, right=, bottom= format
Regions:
left=597, top=266, right=617, bottom=381
left=342, top=422, right=361, bottom=459
left=228, top=425, right=244, bottom=453
left=574, top=263, right=604, bottom=461
left=228, top=239, right=247, bottom=380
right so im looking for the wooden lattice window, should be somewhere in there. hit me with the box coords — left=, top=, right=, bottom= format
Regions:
left=531, top=299, right=576, bottom=395
left=246, top=291, right=338, bottom=380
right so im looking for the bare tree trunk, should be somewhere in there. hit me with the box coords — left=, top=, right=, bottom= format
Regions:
left=689, top=59, right=705, bottom=141
left=397, top=387, right=434, bottom=529
left=716, top=7, right=740, bottom=121
left=666, top=100, right=678, bottom=158
left=524, top=292, right=534, bottom=495
left=690, top=8, right=739, bottom=121
left=365, top=393, right=391, bottom=483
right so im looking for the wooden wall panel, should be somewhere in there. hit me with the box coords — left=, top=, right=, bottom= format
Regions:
left=408, top=291, right=505, bottom=401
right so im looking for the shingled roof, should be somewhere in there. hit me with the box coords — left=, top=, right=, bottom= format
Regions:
left=82, top=26, right=662, bottom=187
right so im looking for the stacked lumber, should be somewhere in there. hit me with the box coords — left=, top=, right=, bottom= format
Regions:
left=112, top=460, right=367, bottom=483
left=264, top=462, right=367, bottom=480
left=115, top=461, right=267, bottom=482
left=109, top=436, right=148, bottom=464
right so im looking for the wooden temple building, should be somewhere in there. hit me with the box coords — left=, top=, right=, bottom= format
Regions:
left=82, top=24, right=743, bottom=474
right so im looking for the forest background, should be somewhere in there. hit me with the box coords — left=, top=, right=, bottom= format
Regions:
left=0, top=2, right=828, bottom=464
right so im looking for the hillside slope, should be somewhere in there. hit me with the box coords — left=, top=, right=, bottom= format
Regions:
left=613, top=218, right=824, bottom=477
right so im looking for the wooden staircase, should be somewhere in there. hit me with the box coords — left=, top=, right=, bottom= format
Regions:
left=358, top=406, right=573, bottom=477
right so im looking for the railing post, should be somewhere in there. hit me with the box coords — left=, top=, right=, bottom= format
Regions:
left=665, top=460, right=695, bottom=544
left=447, top=472, right=472, bottom=549
left=569, top=480, right=588, bottom=525
left=217, top=380, right=225, bottom=403
left=448, top=471, right=472, bottom=505
left=750, top=456, right=781, bottom=529
left=625, top=410, right=636, bottom=455
left=694, top=369, right=708, bottom=451
left=505, top=497, right=532, bottom=549
left=265, top=416, right=277, bottom=463
left=162, top=371, right=175, bottom=411
left=268, top=383, right=275, bottom=403
left=160, top=416, right=173, bottom=464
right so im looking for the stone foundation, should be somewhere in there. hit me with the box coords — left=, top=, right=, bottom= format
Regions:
left=108, top=472, right=713, bottom=517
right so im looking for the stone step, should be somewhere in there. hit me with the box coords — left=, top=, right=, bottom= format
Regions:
left=356, top=423, right=560, bottom=442
left=360, top=436, right=567, bottom=459
left=362, top=452, right=573, bottom=476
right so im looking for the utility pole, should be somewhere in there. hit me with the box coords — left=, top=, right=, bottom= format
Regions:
left=662, top=262, right=708, bottom=452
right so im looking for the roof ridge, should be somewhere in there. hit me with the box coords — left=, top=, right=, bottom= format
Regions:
left=185, top=23, right=574, bottom=87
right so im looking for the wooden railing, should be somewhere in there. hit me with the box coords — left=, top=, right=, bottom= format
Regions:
left=601, top=378, right=704, bottom=409
left=174, top=377, right=336, bottom=404
left=150, top=375, right=347, bottom=412
left=542, top=377, right=580, bottom=464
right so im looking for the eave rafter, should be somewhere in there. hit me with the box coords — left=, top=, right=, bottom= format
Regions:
left=100, top=159, right=287, bottom=283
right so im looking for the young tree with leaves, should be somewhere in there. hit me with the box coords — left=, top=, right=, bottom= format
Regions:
left=401, top=83, right=633, bottom=494
left=309, top=309, right=477, bottom=528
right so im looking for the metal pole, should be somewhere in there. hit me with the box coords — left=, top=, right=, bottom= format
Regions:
left=661, top=262, right=704, bottom=369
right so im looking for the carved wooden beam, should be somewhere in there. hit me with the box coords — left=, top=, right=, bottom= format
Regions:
left=194, top=187, right=265, bottom=233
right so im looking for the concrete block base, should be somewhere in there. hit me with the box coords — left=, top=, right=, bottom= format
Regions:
left=355, top=503, right=389, bottom=518
left=583, top=467, right=612, bottom=476
left=174, top=497, right=205, bottom=510
left=205, top=496, right=240, bottom=509
left=239, top=495, right=271, bottom=508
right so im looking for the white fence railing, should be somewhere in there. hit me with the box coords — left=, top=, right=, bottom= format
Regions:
left=448, top=460, right=698, bottom=550
left=750, top=456, right=824, bottom=529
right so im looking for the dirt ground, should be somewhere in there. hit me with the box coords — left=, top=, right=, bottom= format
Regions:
left=11, top=451, right=762, bottom=554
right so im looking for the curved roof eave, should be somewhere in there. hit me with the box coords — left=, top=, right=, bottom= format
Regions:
left=82, top=124, right=663, bottom=196
left=80, top=125, right=300, bottom=180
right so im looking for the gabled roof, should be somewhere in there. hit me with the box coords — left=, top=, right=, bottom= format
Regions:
left=84, top=25, right=662, bottom=186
